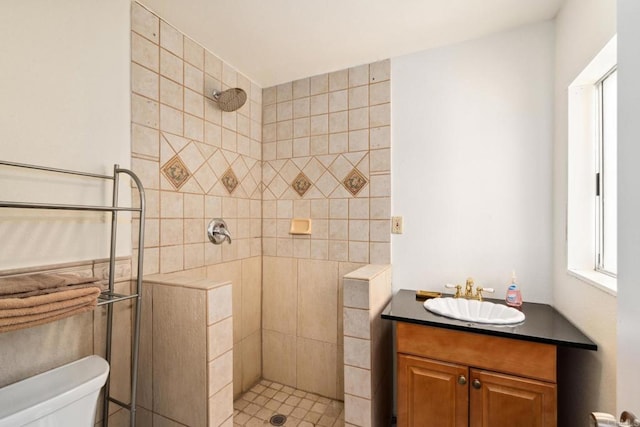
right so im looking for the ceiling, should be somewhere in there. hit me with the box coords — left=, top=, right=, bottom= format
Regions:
left=138, top=0, right=564, bottom=88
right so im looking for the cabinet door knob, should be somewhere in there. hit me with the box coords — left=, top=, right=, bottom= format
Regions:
left=472, top=379, right=482, bottom=389
left=458, top=375, right=467, bottom=385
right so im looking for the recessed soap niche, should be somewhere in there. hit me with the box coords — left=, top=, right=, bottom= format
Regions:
left=289, top=218, right=312, bottom=235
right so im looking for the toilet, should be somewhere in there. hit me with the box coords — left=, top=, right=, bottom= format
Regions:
left=0, top=355, right=109, bottom=427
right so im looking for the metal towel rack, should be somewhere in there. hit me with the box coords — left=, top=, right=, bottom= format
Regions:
left=0, top=160, right=146, bottom=427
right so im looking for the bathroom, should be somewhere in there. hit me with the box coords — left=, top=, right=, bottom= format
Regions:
left=0, top=0, right=639, bottom=426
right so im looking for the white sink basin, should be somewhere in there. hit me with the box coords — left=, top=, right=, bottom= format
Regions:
left=424, top=297, right=525, bottom=325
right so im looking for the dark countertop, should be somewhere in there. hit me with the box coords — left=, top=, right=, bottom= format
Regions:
left=381, top=290, right=597, bottom=351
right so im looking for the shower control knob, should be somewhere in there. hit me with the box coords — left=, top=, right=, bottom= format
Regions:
left=207, top=219, right=232, bottom=245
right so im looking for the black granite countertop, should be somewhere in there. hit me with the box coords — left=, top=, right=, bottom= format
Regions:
left=381, top=290, right=597, bottom=351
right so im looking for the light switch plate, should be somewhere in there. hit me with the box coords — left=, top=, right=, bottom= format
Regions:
left=391, top=216, right=403, bottom=234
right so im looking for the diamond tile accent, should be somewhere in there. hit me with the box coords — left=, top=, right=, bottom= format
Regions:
left=292, top=172, right=312, bottom=197
left=161, top=155, right=191, bottom=190
left=342, top=168, right=368, bottom=196
left=221, top=167, right=239, bottom=194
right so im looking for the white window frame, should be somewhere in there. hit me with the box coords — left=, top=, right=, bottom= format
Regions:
left=567, top=35, right=617, bottom=295
left=594, top=67, right=617, bottom=277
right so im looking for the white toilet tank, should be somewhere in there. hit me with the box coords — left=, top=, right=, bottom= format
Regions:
left=0, top=355, right=109, bottom=427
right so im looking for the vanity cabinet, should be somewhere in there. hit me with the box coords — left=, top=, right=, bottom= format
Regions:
left=396, top=322, right=557, bottom=427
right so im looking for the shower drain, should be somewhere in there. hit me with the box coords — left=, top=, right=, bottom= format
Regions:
left=269, top=414, right=287, bottom=426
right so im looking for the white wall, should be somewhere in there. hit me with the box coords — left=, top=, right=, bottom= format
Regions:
left=0, top=0, right=131, bottom=269
left=617, top=0, right=640, bottom=416
left=391, top=22, right=554, bottom=303
left=552, top=0, right=617, bottom=417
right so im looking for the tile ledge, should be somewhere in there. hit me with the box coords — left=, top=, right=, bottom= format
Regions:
left=343, top=264, right=391, bottom=281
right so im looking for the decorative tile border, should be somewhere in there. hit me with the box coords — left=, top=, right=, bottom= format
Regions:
left=342, top=168, right=368, bottom=196
left=161, top=155, right=191, bottom=190
left=221, top=167, right=239, bottom=194
left=292, top=172, right=312, bottom=197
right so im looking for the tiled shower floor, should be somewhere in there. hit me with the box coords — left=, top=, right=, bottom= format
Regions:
left=233, top=380, right=345, bottom=426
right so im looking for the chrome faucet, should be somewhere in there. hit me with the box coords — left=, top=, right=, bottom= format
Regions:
left=207, top=219, right=232, bottom=245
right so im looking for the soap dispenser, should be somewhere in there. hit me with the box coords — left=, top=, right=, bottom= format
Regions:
left=505, top=271, right=523, bottom=307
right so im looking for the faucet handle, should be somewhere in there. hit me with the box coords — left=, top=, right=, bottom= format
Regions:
left=475, top=287, right=495, bottom=301
left=445, top=283, right=462, bottom=298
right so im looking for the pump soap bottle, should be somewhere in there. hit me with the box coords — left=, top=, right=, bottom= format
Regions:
left=505, top=271, right=523, bottom=307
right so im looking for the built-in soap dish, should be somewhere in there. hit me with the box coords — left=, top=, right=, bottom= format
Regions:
left=289, top=218, right=312, bottom=235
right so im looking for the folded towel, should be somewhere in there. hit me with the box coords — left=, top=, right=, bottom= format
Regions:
left=0, top=273, right=101, bottom=298
left=0, top=304, right=96, bottom=333
left=0, top=287, right=101, bottom=333
left=0, top=287, right=101, bottom=316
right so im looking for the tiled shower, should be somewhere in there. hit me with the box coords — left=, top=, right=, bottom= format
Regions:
left=129, top=1, right=391, bottom=424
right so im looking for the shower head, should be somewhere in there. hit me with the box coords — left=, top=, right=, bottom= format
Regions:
left=212, top=88, right=247, bottom=112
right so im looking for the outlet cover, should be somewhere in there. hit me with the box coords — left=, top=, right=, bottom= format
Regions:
left=391, top=216, right=403, bottom=234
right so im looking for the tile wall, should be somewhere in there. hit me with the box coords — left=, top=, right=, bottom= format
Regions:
left=343, top=264, right=393, bottom=426
left=261, top=62, right=392, bottom=399
left=129, top=2, right=262, bottom=400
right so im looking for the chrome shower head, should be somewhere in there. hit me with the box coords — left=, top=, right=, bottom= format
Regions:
left=212, top=88, right=247, bottom=112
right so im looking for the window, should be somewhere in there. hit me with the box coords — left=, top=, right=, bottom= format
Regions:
left=567, top=36, right=617, bottom=295
left=596, top=68, right=617, bottom=276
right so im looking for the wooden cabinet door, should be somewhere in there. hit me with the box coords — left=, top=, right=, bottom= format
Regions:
left=398, top=354, right=469, bottom=427
left=469, top=369, right=557, bottom=427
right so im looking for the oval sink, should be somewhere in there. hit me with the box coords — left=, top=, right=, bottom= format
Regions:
left=424, top=297, right=525, bottom=325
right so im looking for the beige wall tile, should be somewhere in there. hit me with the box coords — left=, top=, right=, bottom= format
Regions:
left=370, top=126, right=390, bottom=149
left=329, top=240, right=348, bottom=262
left=343, top=307, right=370, bottom=339
left=263, top=86, right=277, bottom=105
left=310, top=93, right=329, bottom=115
left=132, top=124, right=159, bottom=158
left=343, top=336, right=370, bottom=370
left=369, top=103, right=390, bottom=127
left=262, top=256, right=297, bottom=335
left=132, top=32, right=159, bottom=72
left=131, top=2, right=159, bottom=43
left=241, top=330, right=262, bottom=391
left=348, top=241, right=369, bottom=264
left=262, top=329, right=297, bottom=387
left=160, top=77, right=183, bottom=110
left=208, top=382, right=233, bottom=427
left=297, top=259, right=338, bottom=343
left=241, top=257, right=262, bottom=338
left=370, top=60, right=390, bottom=83
left=344, top=394, right=372, bottom=427
left=293, top=78, right=310, bottom=99
left=183, top=37, right=204, bottom=70
left=209, top=349, right=233, bottom=397
left=160, top=191, right=183, bottom=218
left=329, top=69, right=349, bottom=92
left=160, top=21, right=183, bottom=58
left=344, top=278, right=369, bottom=310
left=132, top=63, right=159, bottom=100
left=208, top=316, right=232, bottom=361
left=207, top=282, right=232, bottom=325
left=132, top=94, right=159, bottom=129
left=349, top=64, right=369, bottom=87
left=369, top=81, right=390, bottom=105
left=310, top=74, right=328, bottom=95
left=160, top=218, right=183, bottom=246
left=160, top=49, right=183, bottom=84
left=153, top=284, right=206, bottom=426
left=277, top=82, right=293, bottom=102
left=159, top=245, right=183, bottom=273
left=297, top=338, right=338, bottom=399
left=344, top=365, right=371, bottom=399
left=159, top=104, right=183, bottom=135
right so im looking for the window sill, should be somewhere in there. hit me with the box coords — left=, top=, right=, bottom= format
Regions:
left=567, top=269, right=617, bottom=296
